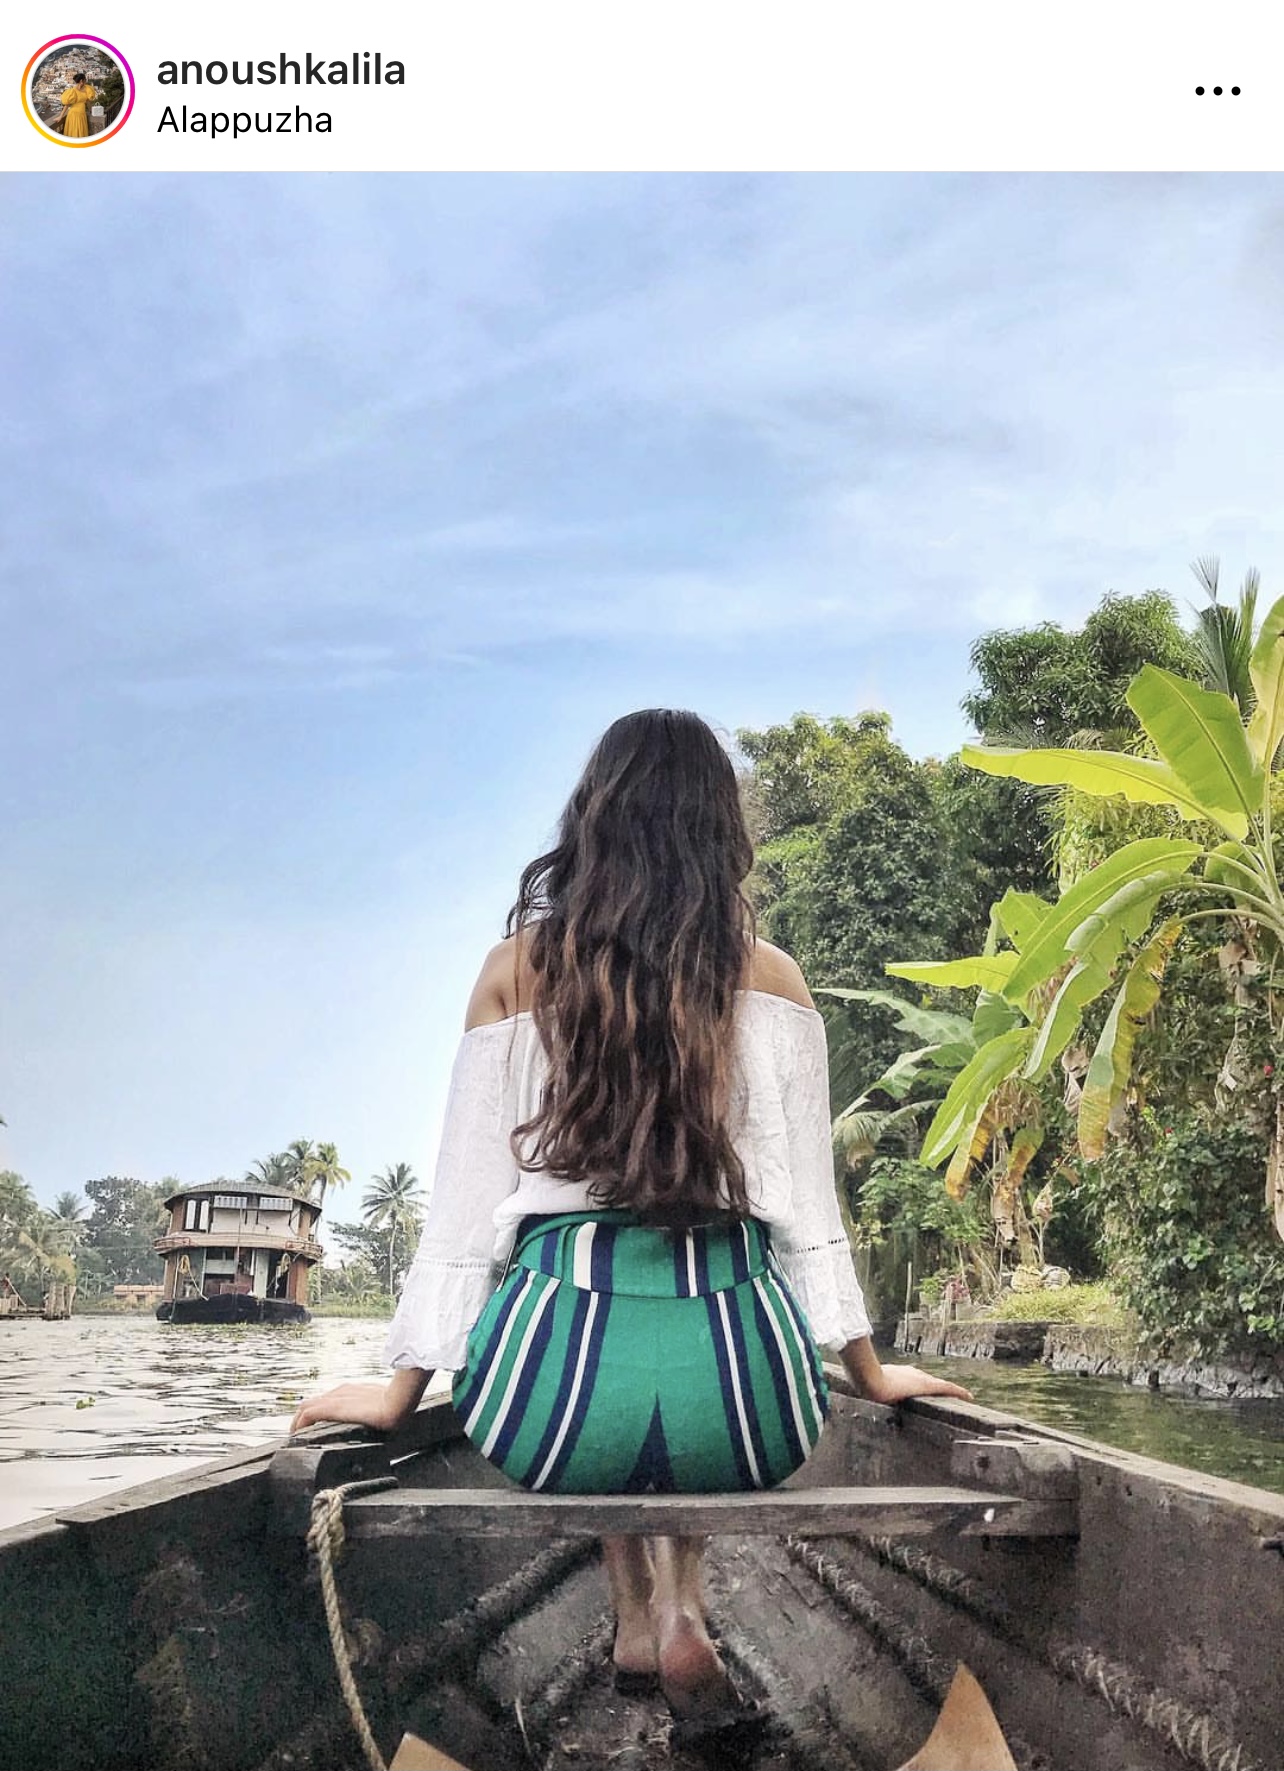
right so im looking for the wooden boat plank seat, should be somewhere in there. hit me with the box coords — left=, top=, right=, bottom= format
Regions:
left=333, top=1482, right=1078, bottom=1539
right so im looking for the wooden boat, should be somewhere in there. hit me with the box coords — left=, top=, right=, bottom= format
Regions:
left=2, top=1369, right=1281, bottom=1771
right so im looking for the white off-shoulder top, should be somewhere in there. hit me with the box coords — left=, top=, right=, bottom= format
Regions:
left=385, top=989, right=872, bottom=1371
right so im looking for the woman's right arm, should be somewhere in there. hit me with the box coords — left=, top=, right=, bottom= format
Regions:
left=289, top=1365, right=430, bottom=1435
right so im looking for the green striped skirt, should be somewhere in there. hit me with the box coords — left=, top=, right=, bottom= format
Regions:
left=451, top=1211, right=829, bottom=1494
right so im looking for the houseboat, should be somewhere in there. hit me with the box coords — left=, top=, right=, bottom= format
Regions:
left=153, top=1181, right=322, bottom=1324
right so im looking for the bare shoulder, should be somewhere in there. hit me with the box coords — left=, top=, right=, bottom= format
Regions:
left=464, top=934, right=533, bottom=1030
left=746, top=939, right=816, bottom=1011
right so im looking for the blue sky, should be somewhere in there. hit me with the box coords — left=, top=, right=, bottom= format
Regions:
left=3, top=172, right=1284, bottom=1216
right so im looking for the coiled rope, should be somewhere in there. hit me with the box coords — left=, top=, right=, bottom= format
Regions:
left=307, top=1478, right=400, bottom=1771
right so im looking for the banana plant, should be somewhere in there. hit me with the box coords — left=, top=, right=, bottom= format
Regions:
left=889, top=592, right=1284, bottom=1241
left=822, top=980, right=1049, bottom=1259
left=818, top=988, right=978, bottom=1170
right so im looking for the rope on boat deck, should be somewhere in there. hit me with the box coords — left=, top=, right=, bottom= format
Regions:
left=784, top=1538, right=1044, bottom=1771
left=307, top=1478, right=401, bottom=1771
left=1047, top=1644, right=1265, bottom=1771
left=808, top=1532, right=1267, bottom=1771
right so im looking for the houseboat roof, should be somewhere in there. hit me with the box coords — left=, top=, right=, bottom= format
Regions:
left=160, top=1180, right=319, bottom=1211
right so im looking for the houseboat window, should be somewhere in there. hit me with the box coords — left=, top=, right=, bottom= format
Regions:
left=256, top=1195, right=292, bottom=1211
left=213, top=1194, right=248, bottom=1209
left=183, top=1198, right=212, bottom=1232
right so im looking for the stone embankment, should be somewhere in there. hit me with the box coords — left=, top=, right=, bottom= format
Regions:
left=896, top=1308, right=1284, bottom=1399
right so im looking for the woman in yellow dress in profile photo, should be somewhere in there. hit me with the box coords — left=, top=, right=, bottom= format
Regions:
left=59, top=70, right=97, bottom=138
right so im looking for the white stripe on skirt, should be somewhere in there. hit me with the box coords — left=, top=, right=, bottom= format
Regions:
left=478, top=1279, right=560, bottom=1458
left=529, top=1290, right=601, bottom=1492
left=462, top=1272, right=537, bottom=1438
left=572, top=1222, right=597, bottom=1290
left=752, top=1274, right=812, bottom=1450
left=715, top=1289, right=763, bottom=1488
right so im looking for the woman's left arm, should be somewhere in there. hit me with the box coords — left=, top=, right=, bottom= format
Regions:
left=839, top=1332, right=972, bottom=1405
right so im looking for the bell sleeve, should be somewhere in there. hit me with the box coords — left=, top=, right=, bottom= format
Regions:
left=771, top=1008, right=873, bottom=1352
left=384, top=1027, right=524, bottom=1372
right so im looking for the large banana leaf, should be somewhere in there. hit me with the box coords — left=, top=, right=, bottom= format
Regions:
left=1024, top=958, right=1111, bottom=1081
left=1001, top=836, right=1201, bottom=1001
left=1063, top=872, right=1183, bottom=965
left=994, top=889, right=1051, bottom=952
left=1247, top=592, right=1284, bottom=770
left=920, top=1025, right=1036, bottom=1170
left=962, top=743, right=1220, bottom=826
left=1022, top=874, right=1176, bottom=1082
left=1203, top=840, right=1261, bottom=891
left=1077, top=919, right=1183, bottom=1159
left=887, top=954, right=1019, bottom=993
left=815, top=987, right=973, bottom=1045
left=1125, top=666, right=1260, bottom=840
left=862, top=1043, right=971, bottom=1102
left=945, top=1099, right=998, bottom=1200
left=973, top=989, right=1022, bottom=1044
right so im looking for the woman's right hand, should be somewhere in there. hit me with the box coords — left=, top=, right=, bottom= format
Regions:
left=289, top=1367, right=432, bottom=1436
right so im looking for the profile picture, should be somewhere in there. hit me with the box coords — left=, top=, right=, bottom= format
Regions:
left=22, top=35, right=134, bottom=146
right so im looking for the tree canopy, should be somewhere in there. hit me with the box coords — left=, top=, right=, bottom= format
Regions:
left=963, top=590, right=1200, bottom=744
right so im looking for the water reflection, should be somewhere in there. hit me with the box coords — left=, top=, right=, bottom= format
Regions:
left=2, top=1318, right=1282, bottom=1533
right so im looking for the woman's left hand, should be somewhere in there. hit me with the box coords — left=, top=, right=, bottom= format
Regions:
left=865, top=1362, right=974, bottom=1405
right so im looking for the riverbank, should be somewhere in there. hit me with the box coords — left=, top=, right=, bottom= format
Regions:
left=897, top=1305, right=1284, bottom=1400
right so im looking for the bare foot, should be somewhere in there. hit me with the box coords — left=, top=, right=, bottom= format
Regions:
left=654, top=1605, right=736, bottom=1719
left=612, top=1613, right=658, bottom=1680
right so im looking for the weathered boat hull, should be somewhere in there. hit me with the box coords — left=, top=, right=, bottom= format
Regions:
left=2, top=1371, right=1281, bottom=1771
left=155, top=1295, right=310, bottom=1325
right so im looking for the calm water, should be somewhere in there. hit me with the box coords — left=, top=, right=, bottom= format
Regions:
left=917, top=1354, right=1284, bottom=1495
left=1, top=1316, right=1281, bottom=1532
left=0, top=1314, right=403, bottom=1531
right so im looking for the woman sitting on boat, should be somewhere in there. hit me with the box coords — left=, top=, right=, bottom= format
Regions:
left=291, top=709, right=970, bottom=1733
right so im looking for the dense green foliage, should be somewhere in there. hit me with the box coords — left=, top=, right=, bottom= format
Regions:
left=1074, top=931, right=1284, bottom=1353
left=738, top=711, right=1004, bottom=1113
left=1089, top=1112, right=1284, bottom=1354
left=738, top=578, right=1284, bottom=1361
left=963, top=591, right=1200, bottom=744
left=82, top=1176, right=170, bottom=1286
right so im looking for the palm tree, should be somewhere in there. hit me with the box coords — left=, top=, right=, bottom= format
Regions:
left=284, top=1139, right=318, bottom=1198
left=362, top=1163, right=424, bottom=1294
left=245, top=1152, right=295, bottom=1192
left=1191, top=556, right=1260, bottom=715
left=50, top=1192, right=87, bottom=1253
left=308, top=1142, right=351, bottom=1213
left=12, top=1214, right=77, bottom=1287
left=0, top=1170, right=36, bottom=1233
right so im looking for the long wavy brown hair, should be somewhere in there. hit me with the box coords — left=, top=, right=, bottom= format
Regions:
left=505, top=709, right=756, bottom=1225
